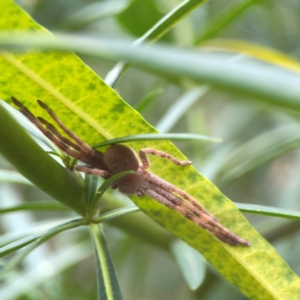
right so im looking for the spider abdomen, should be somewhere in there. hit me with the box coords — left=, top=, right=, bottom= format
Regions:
left=105, top=144, right=139, bottom=174
left=117, top=170, right=145, bottom=195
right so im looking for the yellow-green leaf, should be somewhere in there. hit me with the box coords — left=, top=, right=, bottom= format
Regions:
left=202, top=39, right=300, bottom=73
left=1, top=1, right=300, bottom=299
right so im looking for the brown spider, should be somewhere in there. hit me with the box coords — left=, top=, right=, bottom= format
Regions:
left=12, top=97, right=250, bottom=247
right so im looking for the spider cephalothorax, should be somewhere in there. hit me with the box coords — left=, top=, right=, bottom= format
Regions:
left=12, top=97, right=250, bottom=247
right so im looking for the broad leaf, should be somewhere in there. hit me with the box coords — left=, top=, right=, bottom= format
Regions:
left=0, top=1, right=300, bottom=299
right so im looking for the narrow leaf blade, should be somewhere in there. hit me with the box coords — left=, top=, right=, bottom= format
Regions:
left=90, top=224, right=123, bottom=300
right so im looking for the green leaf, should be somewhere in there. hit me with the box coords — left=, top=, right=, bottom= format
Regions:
left=0, top=101, right=86, bottom=215
left=0, top=219, right=64, bottom=248
left=84, top=173, right=99, bottom=207
left=61, top=1, right=127, bottom=31
left=194, top=0, right=263, bottom=44
left=203, top=39, right=300, bottom=73
left=216, top=125, right=300, bottom=187
left=134, top=87, right=164, bottom=112
left=90, top=224, right=123, bottom=300
left=0, top=231, right=44, bottom=258
left=106, top=0, right=207, bottom=86
left=1, top=2, right=300, bottom=299
left=0, top=207, right=139, bottom=258
left=132, top=0, right=207, bottom=45
left=0, top=218, right=86, bottom=272
left=2, top=33, right=300, bottom=112
left=2, top=99, right=60, bottom=151
left=89, top=171, right=134, bottom=215
left=156, top=86, right=210, bottom=133
left=171, top=239, right=206, bottom=290
left=93, top=133, right=221, bottom=148
left=0, top=169, right=32, bottom=185
left=117, top=0, right=163, bottom=37
left=93, top=205, right=140, bottom=223
left=0, top=241, right=93, bottom=299
left=0, top=201, right=69, bottom=214
left=236, top=203, right=300, bottom=220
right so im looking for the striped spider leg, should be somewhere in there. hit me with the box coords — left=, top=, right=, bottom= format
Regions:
left=12, top=97, right=109, bottom=175
left=12, top=97, right=250, bottom=246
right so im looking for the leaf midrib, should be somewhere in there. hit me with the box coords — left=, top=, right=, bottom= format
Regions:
left=2, top=51, right=113, bottom=140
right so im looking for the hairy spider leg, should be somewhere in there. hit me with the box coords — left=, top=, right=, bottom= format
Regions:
left=143, top=186, right=249, bottom=246
left=149, top=183, right=213, bottom=222
left=72, top=154, right=240, bottom=243
left=12, top=97, right=60, bottom=143
left=139, top=148, right=192, bottom=168
left=144, top=171, right=218, bottom=222
left=74, top=165, right=110, bottom=178
left=12, top=97, right=80, bottom=156
left=37, top=100, right=92, bottom=154
left=37, top=100, right=107, bottom=169
left=12, top=97, right=107, bottom=170
left=139, top=149, right=217, bottom=221
left=37, top=117, right=82, bottom=152
left=149, top=183, right=250, bottom=246
left=73, top=163, right=231, bottom=241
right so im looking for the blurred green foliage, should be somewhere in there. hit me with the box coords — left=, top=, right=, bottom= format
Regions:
left=118, top=0, right=163, bottom=37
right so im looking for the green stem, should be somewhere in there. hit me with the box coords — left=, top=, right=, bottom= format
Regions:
left=105, top=0, right=207, bottom=86
left=92, top=133, right=220, bottom=148
left=194, top=0, right=262, bottom=44
left=0, top=201, right=69, bottom=214
left=0, top=218, right=87, bottom=275
left=236, top=203, right=300, bottom=220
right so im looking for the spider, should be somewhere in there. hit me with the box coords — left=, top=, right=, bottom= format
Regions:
left=12, top=97, right=250, bottom=247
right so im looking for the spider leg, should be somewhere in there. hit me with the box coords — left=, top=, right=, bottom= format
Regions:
left=138, top=148, right=217, bottom=220
left=139, top=148, right=191, bottom=170
left=37, top=101, right=107, bottom=169
left=75, top=165, right=110, bottom=178
left=145, top=172, right=218, bottom=221
left=149, top=184, right=250, bottom=245
left=37, top=100, right=92, bottom=154
left=143, top=186, right=250, bottom=246
left=150, top=183, right=216, bottom=224
left=12, top=97, right=58, bottom=143
left=12, top=97, right=82, bottom=159
left=37, top=117, right=82, bottom=152
left=12, top=97, right=106, bottom=169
